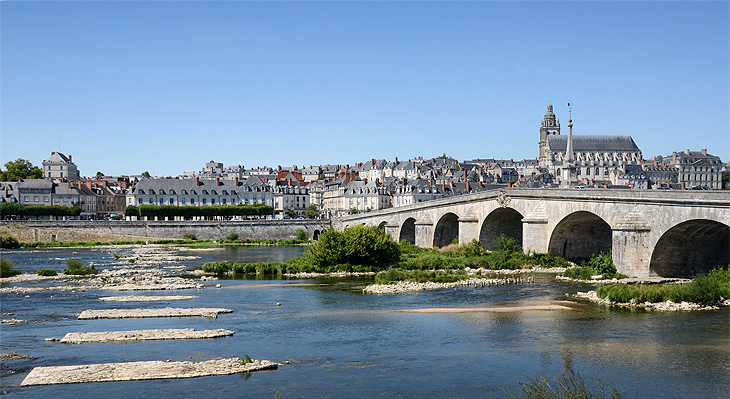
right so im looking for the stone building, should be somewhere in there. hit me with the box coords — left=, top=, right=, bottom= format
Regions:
left=537, top=105, right=642, bottom=184
left=42, top=152, right=80, bottom=180
left=661, top=149, right=723, bottom=189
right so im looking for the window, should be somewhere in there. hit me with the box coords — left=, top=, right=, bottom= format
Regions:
left=191, top=198, right=195, bottom=204
left=182, top=198, right=186, bottom=204
left=60, top=172, right=63, bottom=178
left=191, top=190, right=196, bottom=195
left=159, top=189, right=166, bottom=195
left=169, top=198, right=174, bottom=204
left=222, top=198, right=226, bottom=205
left=181, top=190, right=187, bottom=195
left=149, top=198, right=153, bottom=204
left=211, top=190, right=217, bottom=195
left=211, top=198, right=216, bottom=205
left=595, top=167, right=600, bottom=175
left=34, top=196, right=39, bottom=202
left=138, top=198, right=143, bottom=204
left=48, top=172, right=52, bottom=178
left=43, top=196, right=49, bottom=202
left=159, top=199, right=164, bottom=205
left=222, top=190, right=228, bottom=195
left=202, top=198, right=207, bottom=204
left=24, top=196, right=29, bottom=202
left=202, top=190, right=208, bottom=195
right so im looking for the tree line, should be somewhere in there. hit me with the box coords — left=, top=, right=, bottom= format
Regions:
left=124, top=204, right=274, bottom=218
left=0, top=203, right=81, bottom=218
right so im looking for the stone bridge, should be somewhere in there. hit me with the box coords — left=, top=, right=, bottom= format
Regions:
left=336, top=188, right=730, bottom=278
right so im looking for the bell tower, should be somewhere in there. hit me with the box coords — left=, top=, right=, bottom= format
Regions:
left=539, top=104, right=560, bottom=168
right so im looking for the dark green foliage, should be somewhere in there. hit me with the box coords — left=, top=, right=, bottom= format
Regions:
left=63, top=258, right=99, bottom=275
left=1, top=235, right=21, bottom=249
left=240, top=355, right=253, bottom=364
left=295, top=229, right=308, bottom=242
left=587, top=252, right=616, bottom=276
left=37, top=269, right=58, bottom=276
left=460, top=239, right=487, bottom=257
left=124, top=205, right=139, bottom=217
left=183, top=233, right=197, bottom=240
left=495, top=371, right=631, bottom=399
left=305, top=205, right=318, bottom=219
left=496, top=234, right=521, bottom=253
left=305, top=226, right=400, bottom=270
left=0, top=203, right=81, bottom=218
left=225, top=232, right=239, bottom=241
left=375, top=268, right=469, bottom=284
left=1, top=258, right=22, bottom=277
left=563, top=266, right=597, bottom=280
left=137, top=204, right=273, bottom=218
left=596, top=267, right=730, bottom=305
left=0, top=158, right=43, bottom=181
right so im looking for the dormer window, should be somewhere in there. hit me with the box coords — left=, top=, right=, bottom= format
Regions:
left=191, top=190, right=196, bottom=195
left=149, top=189, right=155, bottom=195
left=169, top=189, right=175, bottom=195
left=159, top=189, right=165, bottom=195
left=222, top=190, right=228, bottom=195
left=202, top=190, right=209, bottom=195
left=231, top=190, right=237, bottom=195
left=211, top=190, right=217, bottom=195
left=138, top=189, right=145, bottom=194
left=181, top=189, right=187, bottom=195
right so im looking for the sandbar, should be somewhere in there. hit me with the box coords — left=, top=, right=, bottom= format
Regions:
left=20, top=357, right=277, bottom=386
left=77, top=307, right=232, bottom=320
left=58, top=328, right=234, bottom=343
left=98, top=295, right=199, bottom=301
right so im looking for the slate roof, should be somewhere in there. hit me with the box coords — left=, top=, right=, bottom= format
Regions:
left=548, top=135, right=640, bottom=152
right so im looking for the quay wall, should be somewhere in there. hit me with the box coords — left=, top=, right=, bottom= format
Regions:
left=0, top=220, right=331, bottom=243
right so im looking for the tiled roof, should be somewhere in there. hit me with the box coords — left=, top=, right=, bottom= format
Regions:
left=548, top=135, right=640, bottom=152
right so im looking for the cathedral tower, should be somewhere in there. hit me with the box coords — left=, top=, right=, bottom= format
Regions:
left=538, top=104, right=560, bottom=168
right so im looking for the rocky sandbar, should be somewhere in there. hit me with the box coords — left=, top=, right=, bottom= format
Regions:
left=58, top=328, right=234, bottom=343
left=77, top=307, right=232, bottom=320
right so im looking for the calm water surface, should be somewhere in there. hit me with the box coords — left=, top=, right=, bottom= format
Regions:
left=1, top=246, right=728, bottom=398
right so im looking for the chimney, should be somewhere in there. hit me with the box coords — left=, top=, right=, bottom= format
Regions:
left=195, top=177, right=200, bottom=186
left=69, top=155, right=72, bottom=162
left=371, top=159, right=375, bottom=166
left=216, top=177, right=220, bottom=186
left=235, top=177, right=239, bottom=186
left=395, top=157, right=399, bottom=163
left=442, top=181, right=446, bottom=191
left=102, top=181, right=107, bottom=187
left=701, top=149, right=707, bottom=155
left=363, top=178, right=368, bottom=185
left=682, top=182, right=686, bottom=190
left=466, top=180, right=470, bottom=191
left=653, top=157, right=658, bottom=167
left=287, top=177, right=291, bottom=186
left=403, top=177, right=407, bottom=185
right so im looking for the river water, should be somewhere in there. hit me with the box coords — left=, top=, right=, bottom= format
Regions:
left=1, top=246, right=728, bottom=398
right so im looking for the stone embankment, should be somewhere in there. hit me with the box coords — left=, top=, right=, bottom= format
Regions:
left=20, top=358, right=279, bottom=386
left=77, top=307, right=232, bottom=320
left=364, top=276, right=534, bottom=294
left=55, top=328, right=234, bottom=343
left=573, top=290, right=730, bottom=311
left=556, top=275, right=691, bottom=285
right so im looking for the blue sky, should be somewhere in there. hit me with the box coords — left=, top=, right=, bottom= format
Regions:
left=1, top=1, right=728, bottom=177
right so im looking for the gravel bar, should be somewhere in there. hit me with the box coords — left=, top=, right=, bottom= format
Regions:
left=58, top=328, right=235, bottom=343
left=20, top=358, right=278, bottom=386
left=77, top=307, right=232, bottom=320
left=98, top=295, right=199, bottom=302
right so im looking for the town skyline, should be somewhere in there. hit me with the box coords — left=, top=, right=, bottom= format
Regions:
left=2, top=2, right=728, bottom=176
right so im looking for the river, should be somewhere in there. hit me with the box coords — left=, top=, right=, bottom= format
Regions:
left=1, top=246, right=728, bottom=398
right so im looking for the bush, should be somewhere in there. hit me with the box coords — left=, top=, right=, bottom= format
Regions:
left=1, top=258, right=22, bottom=277
left=225, top=232, right=239, bottom=241
left=37, top=269, right=58, bottom=276
left=495, top=234, right=521, bottom=253
left=63, top=265, right=99, bottom=275
left=295, top=229, right=308, bottom=242
left=304, top=226, right=400, bottom=270
left=460, top=239, right=487, bottom=257
left=66, top=259, right=84, bottom=269
left=587, top=252, right=616, bottom=276
left=183, top=233, right=197, bottom=240
left=1, top=235, right=20, bottom=249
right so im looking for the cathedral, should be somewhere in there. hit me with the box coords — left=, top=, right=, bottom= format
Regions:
left=538, top=104, right=642, bottom=184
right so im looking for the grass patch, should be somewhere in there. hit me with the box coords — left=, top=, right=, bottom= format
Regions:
left=36, top=269, right=58, bottom=276
left=562, top=252, right=628, bottom=280
left=1, top=258, right=22, bottom=277
left=63, top=259, right=99, bottom=276
left=495, top=371, right=631, bottom=399
left=596, top=267, right=729, bottom=306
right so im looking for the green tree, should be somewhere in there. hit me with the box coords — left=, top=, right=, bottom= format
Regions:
left=304, top=225, right=400, bottom=269
left=295, top=229, right=308, bottom=242
left=0, top=159, right=43, bottom=181
left=285, top=208, right=298, bottom=218
left=305, top=205, right=318, bottom=219
left=141, top=171, right=152, bottom=179
left=96, top=171, right=105, bottom=177
left=348, top=207, right=358, bottom=215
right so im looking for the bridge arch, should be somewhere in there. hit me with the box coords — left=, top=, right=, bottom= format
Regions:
left=433, top=212, right=459, bottom=248
left=313, top=229, right=321, bottom=240
left=377, top=221, right=387, bottom=230
left=479, top=208, right=523, bottom=251
left=650, top=219, right=729, bottom=278
left=399, top=217, right=416, bottom=245
left=548, top=211, right=611, bottom=261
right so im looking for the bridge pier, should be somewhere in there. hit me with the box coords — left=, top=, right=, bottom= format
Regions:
left=521, top=204, right=548, bottom=254
left=458, top=215, right=479, bottom=245
left=414, top=218, right=433, bottom=248
left=612, top=210, right=652, bottom=278
left=385, top=222, right=399, bottom=243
